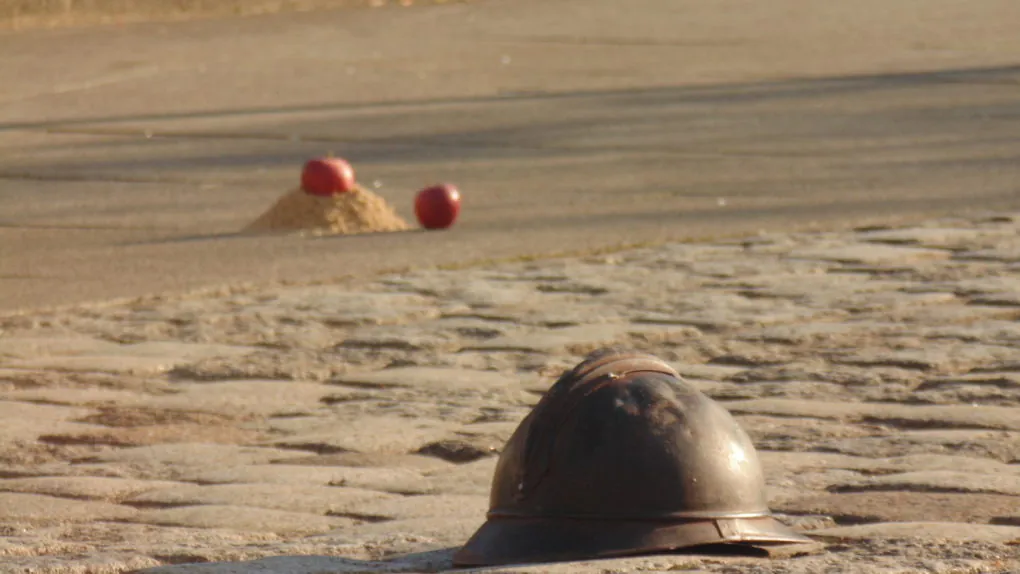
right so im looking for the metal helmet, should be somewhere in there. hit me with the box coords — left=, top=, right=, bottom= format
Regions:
left=454, top=348, right=812, bottom=567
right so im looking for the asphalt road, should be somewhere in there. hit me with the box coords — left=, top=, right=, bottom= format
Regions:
left=2, top=0, right=1019, bottom=312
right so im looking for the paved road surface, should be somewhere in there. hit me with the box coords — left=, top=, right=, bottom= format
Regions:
left=2, top=0, right=1020, bottom=311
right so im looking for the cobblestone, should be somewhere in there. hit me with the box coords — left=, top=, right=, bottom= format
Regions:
left=2, top=212, right=1020, bottom=572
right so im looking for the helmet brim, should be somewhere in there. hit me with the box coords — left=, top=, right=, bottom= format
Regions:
left=452, top=515, right=814, bottom=567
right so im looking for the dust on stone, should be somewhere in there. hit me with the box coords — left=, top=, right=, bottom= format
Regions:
left=243, top=186, right=410, bottom=236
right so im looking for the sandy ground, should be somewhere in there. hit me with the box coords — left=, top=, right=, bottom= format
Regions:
left=1, top=3, right=1020, bottom=572
left=2, top=0, right=1020, bottom=312
left=0, top=0, right=450, bottom=31
left=0, top=211, right=1019, bottom=573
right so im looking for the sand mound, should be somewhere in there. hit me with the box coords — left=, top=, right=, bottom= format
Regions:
left=244, top=186, right=410, bottom=236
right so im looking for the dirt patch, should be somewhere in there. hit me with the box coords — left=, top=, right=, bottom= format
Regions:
left=243, top=186, right=410, bottom=236
left=40, top=424, right=266, bottom=447
left=0, top=440, right=105, bottom=467
left=777, top=491, right=1020, bottom=525
left=79, top=407, right=240, bottom=428
left=52, top=407, right=268, bottom=446
left=0, top=0, right=442, bottom=31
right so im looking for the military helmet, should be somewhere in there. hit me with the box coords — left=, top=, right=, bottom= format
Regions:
left=454, top=348, right=812, bottom=567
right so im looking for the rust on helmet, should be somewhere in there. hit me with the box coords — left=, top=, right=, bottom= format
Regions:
left=454, top=347, right=816, bottom=567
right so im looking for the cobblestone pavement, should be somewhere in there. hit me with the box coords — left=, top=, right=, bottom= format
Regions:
left=1, top=212, right=1020, bottom=573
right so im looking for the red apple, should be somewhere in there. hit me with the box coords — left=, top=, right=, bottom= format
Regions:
left=301, top=157, right=356, bottom=196
left=415, top=184, right=461, bottom=230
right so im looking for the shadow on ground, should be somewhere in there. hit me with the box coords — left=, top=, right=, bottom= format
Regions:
left=3, top=63, right=1018, bottom=181
left=133, top=548, right=457, bottom=574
